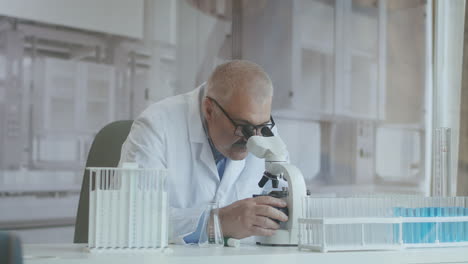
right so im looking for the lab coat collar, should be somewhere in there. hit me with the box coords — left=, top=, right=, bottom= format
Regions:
left=187, top=83, right=247, bottom=186
left=187, top=83, right=219, bottom=179
left=188, top=83, right=208, bottom=144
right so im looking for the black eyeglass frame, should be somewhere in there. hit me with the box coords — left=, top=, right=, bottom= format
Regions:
left=206, top=96, right=275, bottom=137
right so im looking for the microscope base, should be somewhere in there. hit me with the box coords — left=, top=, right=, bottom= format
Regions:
left=255, top=229, right=298, bottom=246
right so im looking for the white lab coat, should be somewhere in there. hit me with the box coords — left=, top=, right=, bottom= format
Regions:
left=119, top=84, right=273, bottom=244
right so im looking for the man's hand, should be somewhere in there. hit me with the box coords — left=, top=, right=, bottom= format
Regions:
left=218, top=196, right=288, bottom=239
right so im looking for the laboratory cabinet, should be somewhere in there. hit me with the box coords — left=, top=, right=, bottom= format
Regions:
left=299, top=0, right=385, bottom=120
left=241, top=0, right=428, bottom=194
left=0, top=195, right=78, bottom=243
left=0, top=19, right=150, bottom=243
left=242, top=0, right=385, bottom=120
left=32, top=58, right=115, bottom=170
left=0, top=21, right=145, bottom=173
left=175, top=0, right=231, bottom=97
left=0, top=0, right=144, bottom=39
left=0, top=30, right=25, bottom=171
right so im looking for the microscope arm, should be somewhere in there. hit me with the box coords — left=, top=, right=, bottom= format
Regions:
left=247, top=135, right=307, bottom=245
left=268, top=163, right=307, bottom=232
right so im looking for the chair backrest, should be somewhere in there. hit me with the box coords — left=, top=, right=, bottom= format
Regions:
left=0, top=232, right=23, bottom=264
left=74, top=120, right=133, bottom=243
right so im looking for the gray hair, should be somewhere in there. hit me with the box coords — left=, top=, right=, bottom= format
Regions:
left=204, top=60, right=273, bottom=105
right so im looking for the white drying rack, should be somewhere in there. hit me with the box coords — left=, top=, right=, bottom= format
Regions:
left=87, top=166, right=169, bottom=251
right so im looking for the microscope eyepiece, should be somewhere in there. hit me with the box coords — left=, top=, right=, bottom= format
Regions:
left=261, top=127, right=274, bottom=137
left=241, top=126, right=254, bottom=139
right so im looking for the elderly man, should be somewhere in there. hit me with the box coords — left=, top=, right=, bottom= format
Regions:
left=119, top=60, right=288, bottom=244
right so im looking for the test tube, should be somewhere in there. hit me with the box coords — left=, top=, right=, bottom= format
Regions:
left=465, top=207, right=468, bottom=242
left=432, top=127, right=451, bottom=197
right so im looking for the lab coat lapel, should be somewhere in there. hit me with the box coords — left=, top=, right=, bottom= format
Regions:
left=199, top=140, right=219, bottom=182
left=215, top=158, right=245, bottom=205
left=187, top=84, right=219, bottom=182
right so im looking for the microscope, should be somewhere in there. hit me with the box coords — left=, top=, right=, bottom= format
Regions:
left=245, top=127, right=307, bottom=246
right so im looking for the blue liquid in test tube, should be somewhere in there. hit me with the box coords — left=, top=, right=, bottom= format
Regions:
left=414, top=208, right=421, bottom=243
left=457, top=207, right=464, bottom=242
left=446, top=207, right=454, bottom=242
left=428, top=207, right=436, bottom=243
left=465, top=208, right=468, bottom=241
left=435, top=207, right=442, bottom=242
left=450, top=207, right=457, bottom=242
left=402, top=208, right=409, bottom=243
left=393, top=207, right=401, bottom=243
left=439, top=207, right=445, bottom=243
left=420, top=207, right=428, bottom=243
left=410, top=208, right=416, bottom=243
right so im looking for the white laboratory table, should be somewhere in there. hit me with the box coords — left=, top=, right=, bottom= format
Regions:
left=23, top=244, right=468, bottom=264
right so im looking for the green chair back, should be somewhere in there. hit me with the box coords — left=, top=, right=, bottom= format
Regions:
left=0, top=232, right=22, bottom=264
left=73, top=120, right=133, bottom=243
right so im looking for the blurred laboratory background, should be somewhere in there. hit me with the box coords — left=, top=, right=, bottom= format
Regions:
left=0, top=0, right=467, bottom=244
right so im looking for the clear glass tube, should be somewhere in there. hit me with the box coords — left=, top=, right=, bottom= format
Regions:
left=198, top=201, right=224, bottom=248
left=432, top=127, right=451, bottom=197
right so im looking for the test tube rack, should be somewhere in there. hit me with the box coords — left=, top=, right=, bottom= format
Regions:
left=87, top=167, right=169, bottom=251
left=298, top=196, right=468, bottom=252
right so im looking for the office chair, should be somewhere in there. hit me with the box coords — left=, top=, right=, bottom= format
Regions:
left=73, top=120, right=133, bottom=243
left=0, top=232, right=23, bottom=264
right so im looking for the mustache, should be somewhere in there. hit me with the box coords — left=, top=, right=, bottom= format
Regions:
left=232, top=139, right=247, bottom=147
